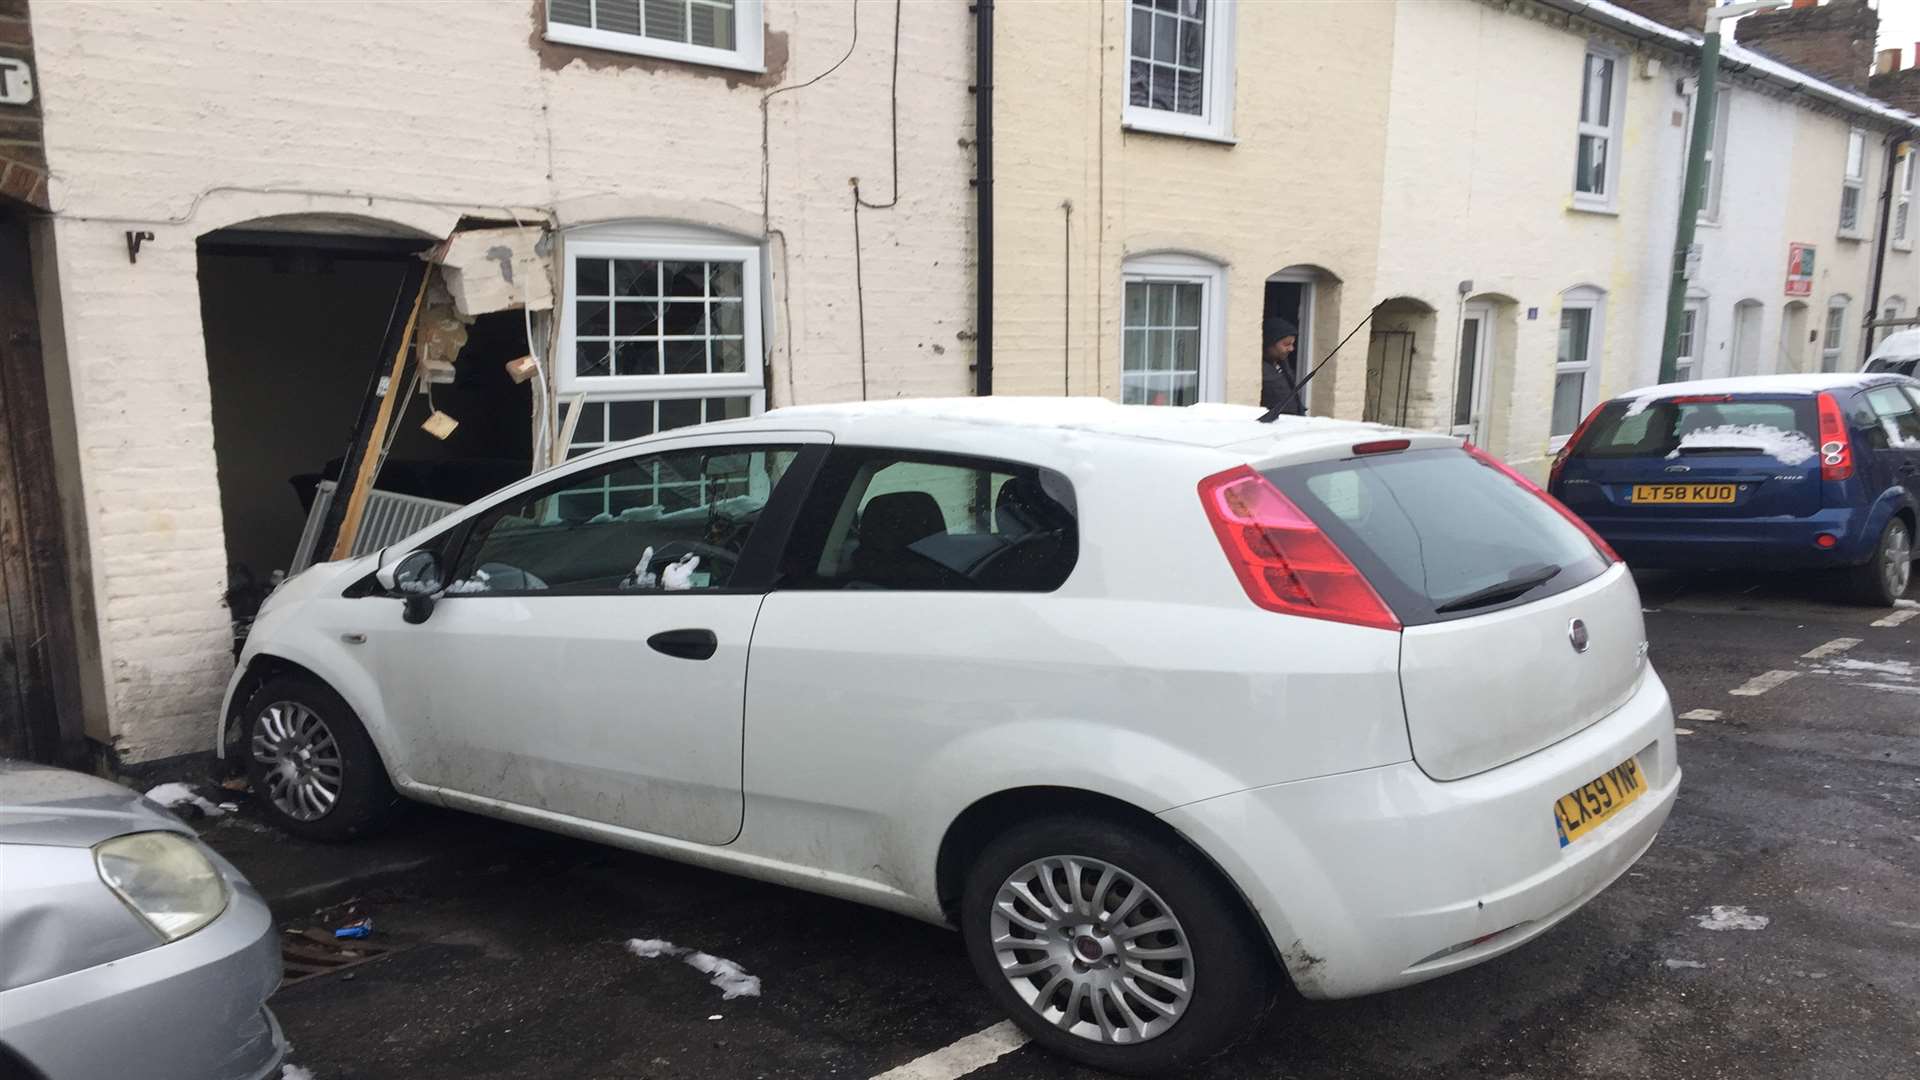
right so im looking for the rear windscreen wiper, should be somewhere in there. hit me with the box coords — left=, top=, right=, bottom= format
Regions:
left=1434, top=564, right=1563, bottom=614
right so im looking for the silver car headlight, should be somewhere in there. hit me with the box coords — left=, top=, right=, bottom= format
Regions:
left=93, top=831, right=229, bottom=942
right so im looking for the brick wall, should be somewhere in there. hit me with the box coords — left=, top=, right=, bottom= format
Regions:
left=1608, top=0, right=1710, bottom=32
left=1868, top=67, right=1920, bottom=114
left=1734, top=0, right=1878, bottom=91
left=0, top=0, right=46, bottom=208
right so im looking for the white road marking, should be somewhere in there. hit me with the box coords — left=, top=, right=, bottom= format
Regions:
left=1730, top=670, right=1800, bottom=696
left=1678, top=708, right=1723, bottom=721
left=1801, top=638, right=1862, bottom=660
left=1872, top=608, right=1918, bottom=628
left=869, top=1022, right=1029, bottom=1080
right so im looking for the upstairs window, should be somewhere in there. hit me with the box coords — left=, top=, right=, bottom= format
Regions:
left=1686, top=87, right=1731, bottom=224
left=1839, top=129, right=1867, bottom=238
left=1574, top=49, right=1625, bottom=210
left=546, top=0, right=764, bottom=73
left=1897, top=146, right=1914, bottom=250
left=1123, top=0, right=1236, bottom=141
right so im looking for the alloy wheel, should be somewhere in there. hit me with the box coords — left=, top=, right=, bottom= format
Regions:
left=989, top=855, right=1194, bottom=1045
left=1886, top=521, right=1913, bottom=599
left=250, top=700, right=344, bottom=822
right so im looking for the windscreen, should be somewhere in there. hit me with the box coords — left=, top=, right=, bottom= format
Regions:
left=1574, top=397, right=1819, bottom=464
left=1264, top=448, right=1609, bottom=625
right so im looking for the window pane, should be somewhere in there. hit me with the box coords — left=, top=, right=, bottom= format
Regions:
left=1552, top=372, right=1587, bottom=436
left=786, top=451, right=1078, bottom=592
left=713, top=337, right=746, bottom=373
left=1453, top=318, right=1479, bottom=428
left=455, top=444, right=795, bottom=594
left=1847, top=131, right=1865, bottom=178
left=1150, top=66, right=1175, bottom=111
left=662, top=301, right=708, bottom=336
left=663, top=261, right=706, bottom=297
left=577, top=257, right=610, bottom=296
left=1130, top=5, right=1152, bottom=58
left=615, top=341, right=659, bottom=376
left=550, top=0, right=592, bottom=28
left=1129, top=60, right=1151, bottom=108
left=708, top=261, right=744, bottom=299
left=690, top=0, right=735, bottom=50
left=1583, top=55, right=1612, bottom=127
left=1841, top=185, right=1860, bottom=230
left=659, top=397, right=702, bottom=432
left=1175, top=282, right=1200, bottom=326
left=664, top=339, right=707, bottom=374
left=643, top=0, right=685, bottom=42
left=578, top=300, right=611, bottom=337
left=1124, top=281, right=1148, bottom=325
left=1576, top=134, right=1608, bottom=196
left=1153, top=14, right=1177, bottom=61
left=599, top=0, right=642, bottom=35
left=608, top=400, right=655, bottom=441
left=1123, top=328, right=1146, bottom=375
left=614, top=259, right=658, bottom=297
left=1147, top=329, right=1171, bottom=373
left=577, top=342, right=611, bottom=379
left=712, top=301, right=744, bottom=335
left=613, top=300, right=659, bottom=337
left=1172, top=329, right=1200, bottom=374
left=1558, top=308, right=1591, bottom=366
left=1898, top=200, right=1910, bottom=241
left=1678, top=309, right=1696, bottom=358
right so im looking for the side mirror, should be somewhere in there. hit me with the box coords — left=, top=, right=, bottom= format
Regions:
left=391, top=551, right=442, bottom=625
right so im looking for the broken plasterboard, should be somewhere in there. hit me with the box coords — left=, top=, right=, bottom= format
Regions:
left=437, top=226, right=554, bottom=318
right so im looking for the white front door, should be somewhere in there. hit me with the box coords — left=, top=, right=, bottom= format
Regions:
left=372, top=433, right=825, bottom=846
left=1450, top=305, right=1492, bottom=442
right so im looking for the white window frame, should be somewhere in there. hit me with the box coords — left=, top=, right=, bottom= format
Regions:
left=1839, top=128, right=1868, bottom=240
left=556, top=226, right=766, bottom=453
left=544, top=0, right=765, bottom=74
left=1120, top=0, right=1237, bottom=143
left=1676, top=297, right=1705, bottom=381
left=1119, top=253, right=1227, bottom=406
left=1684, top=85, right=1731, bottom=225
left=1822, top=294, right=1850, bottom=372
left=1896, top=146, right=1914, bottom=251
left=1572, top=47, right=1627, bottom=213
left=1551, top=286, right=1606, bottom=450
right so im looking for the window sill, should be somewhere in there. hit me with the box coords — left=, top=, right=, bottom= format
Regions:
left=1836, top=230, right=1868, bottom=243
left=1120, top=117, right=1237, bottom=146
left=1568, top=199, right=1620, bottom=218
left=543, top=24, right=765, bottom=74
left=1895, top=240, right=1914, bottom=253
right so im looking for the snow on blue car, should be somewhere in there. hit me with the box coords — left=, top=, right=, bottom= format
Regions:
left=1548, top=373, right=1920, bottom=605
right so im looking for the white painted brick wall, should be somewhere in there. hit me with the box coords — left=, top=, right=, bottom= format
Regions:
left=30, top=0, right=976, bottom=759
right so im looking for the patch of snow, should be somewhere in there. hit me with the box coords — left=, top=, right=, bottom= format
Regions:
left=684, top=951, right=761, bottom=999
left=443, top=569, right=492, bottom=594
left=144, top=782, right=227, bottom=818
left=624, top=938, right=761, bottom=999
left=1622, top=395, right=1657, bottom=418
left=282, top=1066, right=317, bottom=1080
left=1819, top=657, right=1914, bottom=679
left=1663, top=959, right=1706, bottom=970
left=1664, top=424, right=1815, bottom=466
left=1694, top=905, right=1769, bottom=931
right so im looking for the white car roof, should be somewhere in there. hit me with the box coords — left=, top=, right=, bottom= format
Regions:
left=1615, top=374, right=1894, bottom=401
left=708, top=396, right=1413, bottom=455
left=1868, top=328, right=1920, bottom=363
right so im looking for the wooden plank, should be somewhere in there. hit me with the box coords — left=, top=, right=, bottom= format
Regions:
left=328, top=269, right=430, bottom=561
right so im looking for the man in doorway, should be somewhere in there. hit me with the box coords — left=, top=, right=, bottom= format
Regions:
left=1260, top=317, right=1305, bottom=419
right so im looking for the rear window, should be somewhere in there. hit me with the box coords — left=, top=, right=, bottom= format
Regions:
left=1865, top=357, right=1918, bottom=377
left=1574, top=396, right=1819, bottom=465
left=1265, top=448, right=1609, bottom=625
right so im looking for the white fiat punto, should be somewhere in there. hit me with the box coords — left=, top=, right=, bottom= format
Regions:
left=223, top=398, right=1678, bottom=1074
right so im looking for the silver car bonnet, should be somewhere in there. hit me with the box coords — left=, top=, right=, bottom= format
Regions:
left=0, top=759, right=193, bottom=847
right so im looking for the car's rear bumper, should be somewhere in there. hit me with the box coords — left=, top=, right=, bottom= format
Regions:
left=0, top=864, right=287, bottom=1080
left=1161, top=669, right=1678, bottom=999
left=1584, top=507, right=1875, bottom=568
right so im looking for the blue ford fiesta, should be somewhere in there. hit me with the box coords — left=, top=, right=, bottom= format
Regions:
left=1547, top=373, right=1920, bottom=605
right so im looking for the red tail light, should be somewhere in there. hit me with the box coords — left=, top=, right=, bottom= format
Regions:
left=1465, top=444, right=1622, bottom=564
left=1197, top=466, right=1400, bottom=630
left=1816, top=392, right=1854, bottom=481
left=1550, top=404, right=1606, bottom=486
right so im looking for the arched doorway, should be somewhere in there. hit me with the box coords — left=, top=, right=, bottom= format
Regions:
left=1264, top=265, right=1340, bottom=414
left=1779, top=300, right=1809, bottom=373
left=1730, top=299, right=1763, bottom=376
left=1365, top=296, right=1437, bottom=427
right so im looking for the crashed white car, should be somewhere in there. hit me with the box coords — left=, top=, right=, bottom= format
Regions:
left=222, top=398, right=1678, bottom=1072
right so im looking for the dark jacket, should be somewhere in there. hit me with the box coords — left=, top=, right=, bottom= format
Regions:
left=1259, top=317, right=1305, bottom=417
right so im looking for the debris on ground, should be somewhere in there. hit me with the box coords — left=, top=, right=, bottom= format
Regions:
left=624, top=938, right=763, bottom=999
left=1663, top=958, right=1707, bottom=970
left=221, top=776, right=251, bottom=792
left=334, top=918, right=374, bottom=940
left=143, top=782, right=229, bottom=818
left=1694, top=905, right=1770, bottom=931
left=282, top=1065, right=317, bottom=1080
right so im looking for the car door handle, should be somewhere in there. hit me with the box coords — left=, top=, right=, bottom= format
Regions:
left=648, top=629, right=718, bottom=661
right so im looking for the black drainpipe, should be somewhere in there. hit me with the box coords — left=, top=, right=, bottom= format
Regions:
left=973, top=0, right=994, bottom=396
left=1865, top=129, right=1904, bottom=365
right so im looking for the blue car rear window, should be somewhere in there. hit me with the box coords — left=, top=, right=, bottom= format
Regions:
left=1575, top=397, right=1818, bottom=463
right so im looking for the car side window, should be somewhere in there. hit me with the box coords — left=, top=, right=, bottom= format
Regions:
left=1865, top=387, right=1920, bottom=449
left=780, top=449, right=1077, bottom=592
left=447, top=445, right=800, bottom=595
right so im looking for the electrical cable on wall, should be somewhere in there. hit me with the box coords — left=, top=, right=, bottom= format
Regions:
left=850, top=0, right=906, bottom=401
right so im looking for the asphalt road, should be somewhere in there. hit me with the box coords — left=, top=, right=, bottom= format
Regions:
left=234, top=570, right=1919, bottom=1080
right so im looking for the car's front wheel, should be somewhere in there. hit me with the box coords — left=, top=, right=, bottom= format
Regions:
left=959, top=815, right=1275, bottom=1075
left=1850, top=516, right=1913, bottom=606
left=242, top=675, right=397, bottom=841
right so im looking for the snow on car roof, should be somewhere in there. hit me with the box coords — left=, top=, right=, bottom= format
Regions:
left=1868, top=329, right=1920, bottom=363
left=750, top=396, right=1394, bottom=449
left=1616, top=374, right=1900, bottom=402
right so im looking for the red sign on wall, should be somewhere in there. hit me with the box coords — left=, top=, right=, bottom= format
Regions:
left=1785, top=243, right=1815, bottom=297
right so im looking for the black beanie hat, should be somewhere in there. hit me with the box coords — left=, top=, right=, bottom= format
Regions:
left=1263, top=317, right=1298, bottom=349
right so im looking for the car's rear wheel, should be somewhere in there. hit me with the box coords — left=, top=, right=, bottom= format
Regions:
left=242, top=675, right=396, bottom=841
left=1850, top=517, right=1913, bottom=606
left=959, top=815, right=1274, bottom=1075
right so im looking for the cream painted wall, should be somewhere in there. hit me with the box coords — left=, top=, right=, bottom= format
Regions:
left=1780, top=112, right=1889, bottom=373
left=29, top=0, right=976, bottom=760
left=991, top=0, right=1397, bottom=421
left=1374, top=1, right=1677, bottom=475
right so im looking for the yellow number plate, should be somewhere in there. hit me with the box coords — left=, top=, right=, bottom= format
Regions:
left=1630, top=484, right=1737, bottom=504
left=1554, top=757, right=1646, bottom=848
